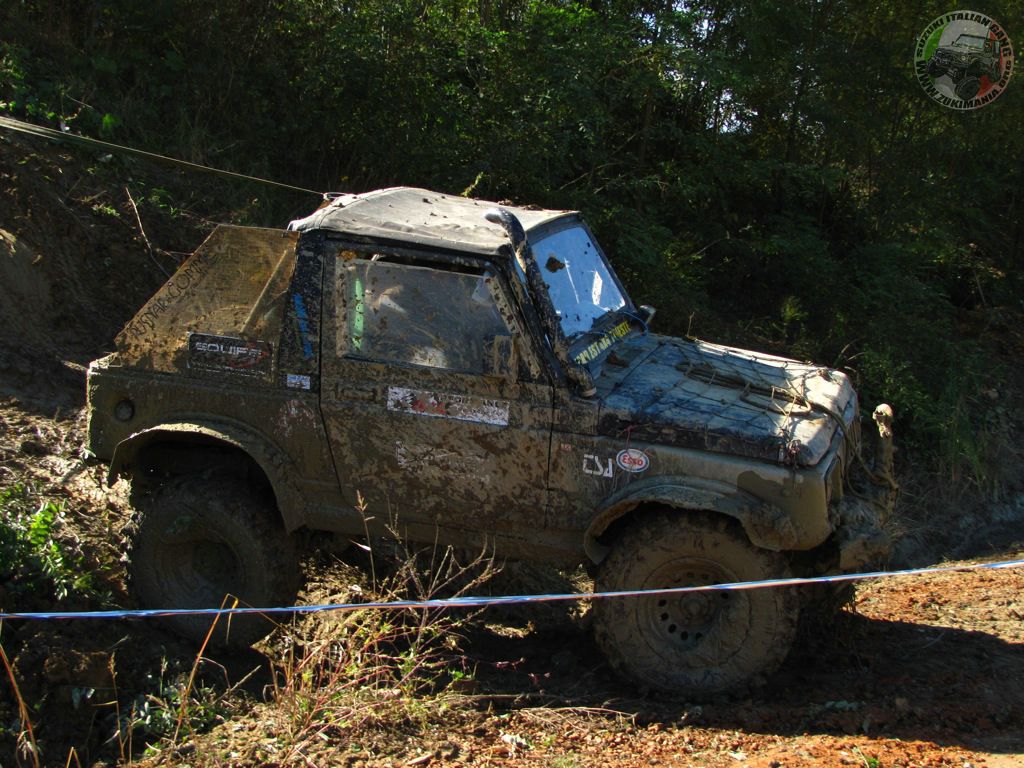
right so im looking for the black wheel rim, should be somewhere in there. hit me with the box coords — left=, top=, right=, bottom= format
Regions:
left=638, top=556, right=749, bottom=667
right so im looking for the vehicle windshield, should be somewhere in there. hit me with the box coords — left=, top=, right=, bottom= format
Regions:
left=532, top=225, right=627, bottom=340
left=953, top=34, right=988, bottom=49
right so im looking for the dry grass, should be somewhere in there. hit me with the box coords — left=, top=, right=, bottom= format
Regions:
left=121, top=515, right=500, bottom=767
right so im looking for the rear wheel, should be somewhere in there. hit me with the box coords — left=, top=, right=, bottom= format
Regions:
left=126, top=476, right=300, bottom=648
left=593, top=512, right=799, bottom=697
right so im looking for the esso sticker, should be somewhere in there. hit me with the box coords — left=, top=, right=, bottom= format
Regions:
left=616, top=448, right=650, bottom=473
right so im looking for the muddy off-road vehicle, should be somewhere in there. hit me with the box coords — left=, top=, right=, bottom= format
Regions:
left=87, top=188, right=895, bottom=696
left=927, top=33, right=1003, bottom=100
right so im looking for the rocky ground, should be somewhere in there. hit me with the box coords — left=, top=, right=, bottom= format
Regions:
left=2, top=134, right=1023, bottom=767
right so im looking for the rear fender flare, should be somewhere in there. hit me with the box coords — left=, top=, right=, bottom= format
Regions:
left=585, top=476, right=800, bottom=564
left=107, top=420, right=305, bottom=532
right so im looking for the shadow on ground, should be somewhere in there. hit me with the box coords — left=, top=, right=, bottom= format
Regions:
left=464, top=602, right=1024, bottom=755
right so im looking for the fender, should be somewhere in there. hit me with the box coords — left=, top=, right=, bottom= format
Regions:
left=108, top=420, right=306, bottom=532
left=584, top=476, right=802, bottom=563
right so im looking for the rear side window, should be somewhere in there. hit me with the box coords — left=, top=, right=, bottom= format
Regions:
left=337, top=259, right=508, bottom=374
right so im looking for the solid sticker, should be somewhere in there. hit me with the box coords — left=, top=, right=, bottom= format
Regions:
left=286, top=373, right=311, bottom=390
left=292, top=294, right=314, bottom=360
left=582, top=454, right=613, bottom=477
left=616, top=448, right=650, bottom=473
left=574, top=320, right=632, bottom=364
left=276, top=399, right=316, bottom=438
left=187, top=333, right=272, bottom=376
left=914, top=11, right=1014, bottom=110
left=395, top=441, right=490, bottom=484
left=386, top=386, right=510, bottom=427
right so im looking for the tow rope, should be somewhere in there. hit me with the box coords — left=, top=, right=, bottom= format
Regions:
left=0, top=114, right=322, bottom=196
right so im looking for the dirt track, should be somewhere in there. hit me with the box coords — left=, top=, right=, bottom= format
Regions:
left=4, top=388, right=1023, bottom=767
left=2, top=136, right=1024, bottom=767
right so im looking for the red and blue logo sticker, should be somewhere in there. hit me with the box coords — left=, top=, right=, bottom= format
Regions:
left=616, top=448, right=650, bottom=473
left=914, top=11, right=1014, bottom=109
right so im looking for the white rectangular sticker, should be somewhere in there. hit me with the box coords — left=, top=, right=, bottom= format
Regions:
left=386, top=386, right=510, bottom=426
left=286, top=373, right=311, bottom=390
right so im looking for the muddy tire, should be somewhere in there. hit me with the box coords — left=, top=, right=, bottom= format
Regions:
left=593, top=512, right=799, bottom=698
left=126, top=476, right=299, bottom=648
left=955, top=76, right=981, bottom=100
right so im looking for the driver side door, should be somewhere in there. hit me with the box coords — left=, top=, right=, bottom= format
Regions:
left=319, top=247, right=554, bottom=549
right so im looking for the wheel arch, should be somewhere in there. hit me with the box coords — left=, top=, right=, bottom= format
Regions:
left=108, top=421, right=305, bottom=532
left=584, top=477, right=802, bottom=565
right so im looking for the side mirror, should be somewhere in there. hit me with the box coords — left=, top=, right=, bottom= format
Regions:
left=638, top=304, right=656, bottom=327
left=484, top=334, right=517, bottom=379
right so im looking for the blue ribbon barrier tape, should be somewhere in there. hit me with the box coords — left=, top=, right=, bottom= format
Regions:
left=1, top=558, right=1021, bottom=622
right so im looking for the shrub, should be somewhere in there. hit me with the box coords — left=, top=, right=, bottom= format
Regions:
left=0, top=484, right=92, bottom=605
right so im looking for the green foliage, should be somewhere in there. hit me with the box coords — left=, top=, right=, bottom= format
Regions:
left=112, top=657, right=230, bottom=753
left=853, top=746, right=881, bottom=768
left=0, top=42, right=62, bottom=122
left=99, top=112, right=119, bottom=137
left=0, top=485, right=93, bottom=602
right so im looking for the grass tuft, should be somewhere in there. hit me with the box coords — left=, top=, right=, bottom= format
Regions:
left=264, top=517, right=497, bottom=763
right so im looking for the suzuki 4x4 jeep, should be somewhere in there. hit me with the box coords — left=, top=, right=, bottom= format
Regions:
left=87, top=188, right=896, bottom=696
left=927, top=33, right=1003, bottom=100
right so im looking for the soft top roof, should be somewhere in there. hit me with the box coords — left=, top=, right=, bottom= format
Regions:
left=288, top=186, right=577, bottom=256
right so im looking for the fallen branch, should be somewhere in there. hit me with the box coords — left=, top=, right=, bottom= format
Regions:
left=124, top=186, right=170, bottom=278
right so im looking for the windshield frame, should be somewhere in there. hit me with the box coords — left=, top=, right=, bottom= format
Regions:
left=525, top=217, right=642, bottom=370
left=952, top=34, right=990, bottom=49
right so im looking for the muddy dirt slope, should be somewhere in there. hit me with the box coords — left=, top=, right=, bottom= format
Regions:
left=1, top=135, right=1024, bottom=768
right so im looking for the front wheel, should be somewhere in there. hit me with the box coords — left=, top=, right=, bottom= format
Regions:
left=955, top=75, right=981, bottom=100
left=126, top=476, right=300, bottom=648
left=593, top=512, right=799, bottom=697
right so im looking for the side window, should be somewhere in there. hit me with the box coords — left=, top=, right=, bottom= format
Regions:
left=337, top=258, right=509, bottom=373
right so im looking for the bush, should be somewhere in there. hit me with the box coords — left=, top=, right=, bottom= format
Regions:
left=0, top=484, right=92, bottom=605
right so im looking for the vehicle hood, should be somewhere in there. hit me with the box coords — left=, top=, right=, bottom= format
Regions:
left=594, top=334, right=858, bottom=468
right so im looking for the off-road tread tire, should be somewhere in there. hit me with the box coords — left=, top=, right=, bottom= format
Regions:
left=955, top=75, right=981, bottom=100
left=593, top=511, right=799, bottom=699
left=124, top=476, right=299, bottom=649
